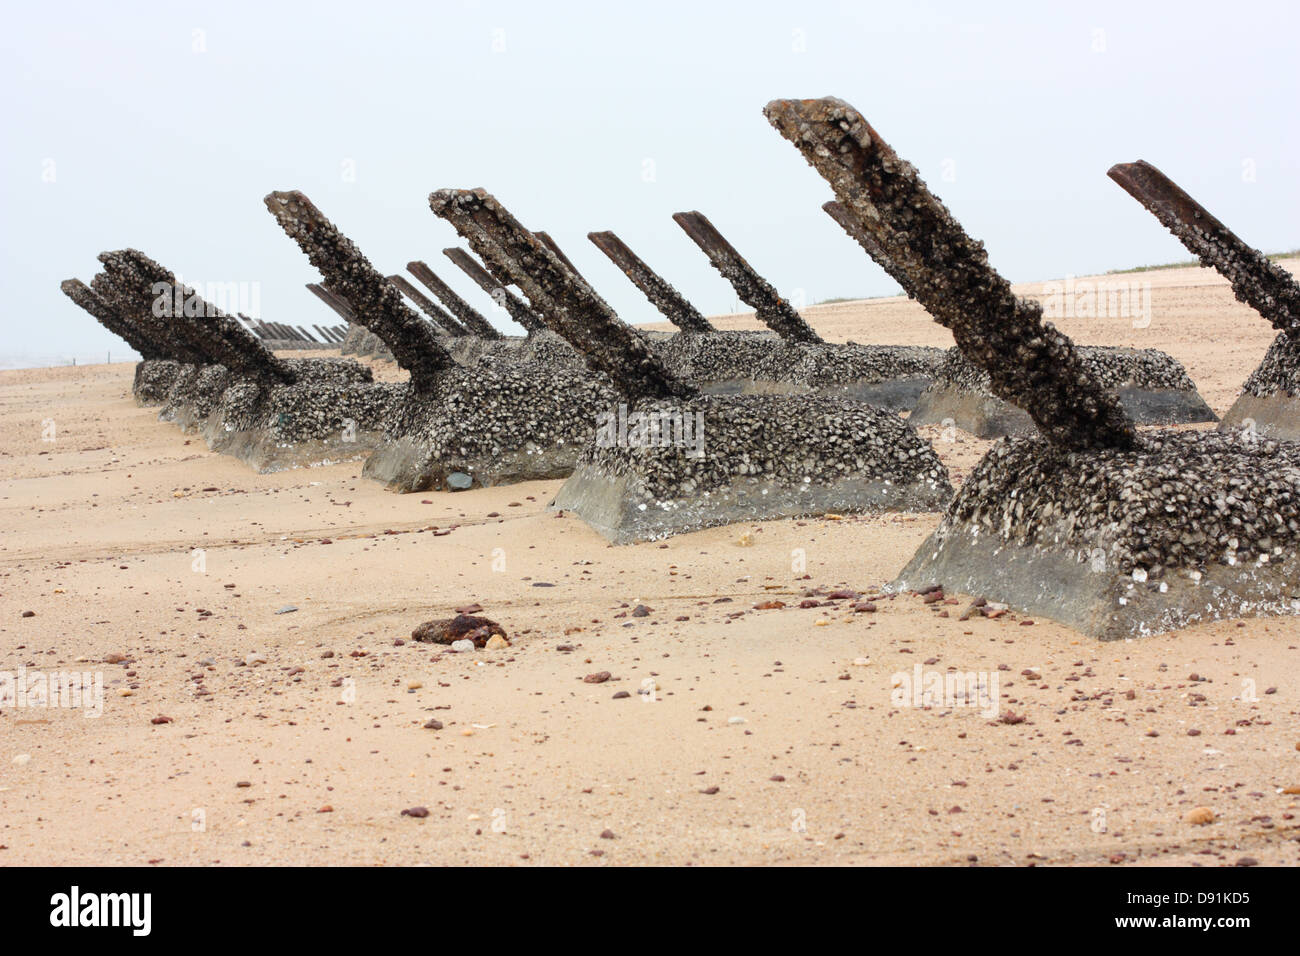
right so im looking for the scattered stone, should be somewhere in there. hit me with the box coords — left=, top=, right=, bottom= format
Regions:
left=584, top=671, right=611, bottom=684
left=401, top=806, right=430, bottom=818
left=1183, top=807, right=1216, bottom=825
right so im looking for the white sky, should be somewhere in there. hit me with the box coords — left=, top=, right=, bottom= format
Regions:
left=3, top=0, right=1298, bottom=361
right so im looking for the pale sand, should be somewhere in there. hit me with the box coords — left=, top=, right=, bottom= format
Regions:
left=2, top=260, right=1298, bottom=866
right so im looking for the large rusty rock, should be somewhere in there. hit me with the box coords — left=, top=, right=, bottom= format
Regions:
left=764, top=96, right=1135, bottom=452
left=411, top=614, right=507, bottom=648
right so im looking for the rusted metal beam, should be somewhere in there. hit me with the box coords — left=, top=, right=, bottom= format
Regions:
left=822, top=201, right=918, bottom=298
left=430, top=188, right=691, bottom=401
left=534, top=231, right=586, bottom=281
left=307, top=282, right=356, bottom=323
left=764, top=96, right=1135, bottom=452
left=97, top=249, right=297, bottom=385
left=587, top=230, right=714, bottom=334
left=387, top=274, right=469, bottom=335
left=89, top=267, right=211, bottom=364
left=1108, top=160, right=1300, bottom=336
left=671, top=210, right=822, bottom=344
left=406, top=261, right=501, bottom=339
left=263, top=190, right=455, bottom=392
left=60, top=278, right=164, bottom=359
left=442, top=246, right=545, bottom=334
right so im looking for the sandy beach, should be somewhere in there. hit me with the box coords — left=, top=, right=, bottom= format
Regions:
left=2, top=260, right=1298, bottom=867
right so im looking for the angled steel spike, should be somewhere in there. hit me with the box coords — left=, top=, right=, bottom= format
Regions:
left=98, top=249, right=297, bottom=385
left=442, top=246, right=545, bottom=334
left=672, top=210, right=822, bottom=344
left=534, top=231, right=586, bottom=281
left=263, top=190, right=456, bottom=392
left=764, top=96, right=1135, bottom=452
left=822, top=201, right=917, bottom=298
left=61, top=278, right=164, bottom=359
left=387, top=274, right=468, bottom=335
left=1108, top=160, right=1300, bottom=337
left=307, top=282, right=356, bottom=323
left=90, top=267, right=210, bottom=364
left=588, top=230, right=714, bottom=334
left=406, top=261, right=501, bottom=340
left=430, top=188, right=691, bottom=401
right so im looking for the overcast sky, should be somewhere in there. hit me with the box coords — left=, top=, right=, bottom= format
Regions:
left=3, top=0, right=1298, bottom=363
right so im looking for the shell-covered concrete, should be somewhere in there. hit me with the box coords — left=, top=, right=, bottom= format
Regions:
left=552, top=394, right=953, bottom=543
left=909, top=346, right=1217, bottom=435
left=895, top=431, right=1300, bottom=638
left=361, top=357, right=618, bottom=492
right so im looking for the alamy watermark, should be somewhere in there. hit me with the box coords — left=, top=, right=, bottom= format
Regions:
left=595, top=403, right=705, bottom=458
left=0, top=667, right=103, bottom=718
left=1041, top=274, right=1152, bottom=329
left=152, top=277, right=262, bottom=319
left=891, top=665, right=999, bottom=718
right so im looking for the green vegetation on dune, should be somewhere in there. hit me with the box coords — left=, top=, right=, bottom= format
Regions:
left=1107, top=249, right=1299, bottom=274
